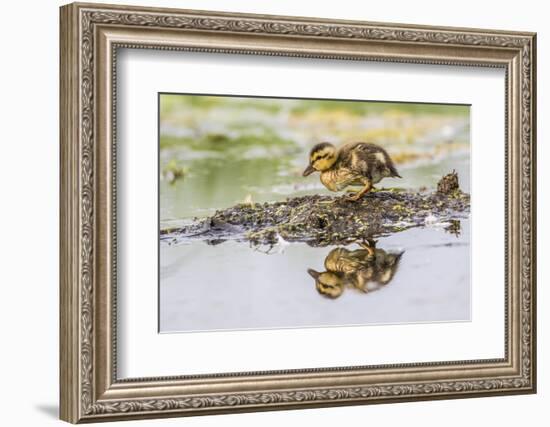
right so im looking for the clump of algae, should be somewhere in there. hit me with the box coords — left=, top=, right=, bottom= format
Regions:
left=163, top=172, right=470, bottom=247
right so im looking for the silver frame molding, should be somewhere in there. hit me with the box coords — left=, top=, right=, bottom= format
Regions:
left=60, top=2, right=536, bottom=423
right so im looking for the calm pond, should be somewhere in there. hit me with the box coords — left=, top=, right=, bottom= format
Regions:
left=159, top=96, right=470, bottom=333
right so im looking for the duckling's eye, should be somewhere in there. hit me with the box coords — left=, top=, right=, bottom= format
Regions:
left=313, top=153, right=329, bottom=162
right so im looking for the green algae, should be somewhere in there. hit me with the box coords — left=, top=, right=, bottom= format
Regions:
left=161, top=172, right=470, bottom=248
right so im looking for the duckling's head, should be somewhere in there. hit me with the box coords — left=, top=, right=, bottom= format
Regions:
left=308, top=268, right=344, bottom=299
left=303, top=142, right=338, bottom=176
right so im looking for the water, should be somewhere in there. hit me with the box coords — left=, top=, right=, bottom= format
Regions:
left=159, top=153, right=470, bottom=333
left=158, top=95, right=471, bottom=333
left=160, top=220, right=470, bottom=332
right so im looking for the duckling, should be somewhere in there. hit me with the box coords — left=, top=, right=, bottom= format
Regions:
left=302, top=142, right=401, bottom=201
left=308, top=241, right=404, bottom=299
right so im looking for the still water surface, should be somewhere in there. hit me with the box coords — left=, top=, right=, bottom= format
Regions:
left=160, top=220, right=470, bottom=332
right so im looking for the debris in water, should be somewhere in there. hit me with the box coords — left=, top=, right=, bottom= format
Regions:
left=437, top=170, right=460, bottom=195
left=162, top=172, right=470, bottom=247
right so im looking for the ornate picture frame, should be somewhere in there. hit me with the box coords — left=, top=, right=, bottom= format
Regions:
left=60, top=2, right=536, bottom=423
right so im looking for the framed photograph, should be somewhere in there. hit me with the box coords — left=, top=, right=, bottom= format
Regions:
left=60, top=2, right=537, bottom=423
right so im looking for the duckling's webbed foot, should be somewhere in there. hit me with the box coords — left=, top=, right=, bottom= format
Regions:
left=345, top=181, right=373, bottom=202
left=359, top=239, right=377, bottom=255
left=345, top=192, right=362, bottom=202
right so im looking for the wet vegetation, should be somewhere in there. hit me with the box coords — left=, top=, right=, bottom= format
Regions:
left=161, top=172, right=469, bottom=247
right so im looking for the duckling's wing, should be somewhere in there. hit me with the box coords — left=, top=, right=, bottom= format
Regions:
left=341, top=142, right=401, bottom=179
left=337, top=142, right=368, bottom=169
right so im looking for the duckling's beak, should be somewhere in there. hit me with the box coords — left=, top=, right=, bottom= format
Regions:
left=302, top=164, right=315, bottom=176
left=307, top=268, right=320, bottom=279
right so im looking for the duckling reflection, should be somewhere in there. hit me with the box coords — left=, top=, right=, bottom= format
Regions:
left=308, top=240, right=404, bottom=299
